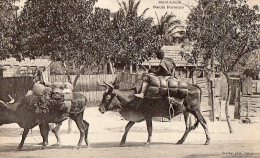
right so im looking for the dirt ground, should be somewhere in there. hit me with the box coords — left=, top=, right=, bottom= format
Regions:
left=0, top=107, right=260, bottom=158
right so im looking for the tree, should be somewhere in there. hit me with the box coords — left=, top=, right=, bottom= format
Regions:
left=109, top=0, right=162, bottom=70
left=186, top=0, right=260, bottom=133
left=0, top=0, right=19, bottom=60
left=15, top=0, right=111, bottom=86
left=154, top=12, right=185, bottom=45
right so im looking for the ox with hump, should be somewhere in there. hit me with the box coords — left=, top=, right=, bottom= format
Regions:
left=0, top=93, right=89, bottom=150
left=98, top=81, right=210, bottom=147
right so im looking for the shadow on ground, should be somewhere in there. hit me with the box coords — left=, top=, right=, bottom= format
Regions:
left=0, top=128, right=79, bottom=137
left=0, top=141, right=206, bottom=152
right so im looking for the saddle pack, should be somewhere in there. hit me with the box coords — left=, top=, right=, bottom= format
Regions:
left=145, top=74, right=188, bottom=99
left=31, top=82, right=73, bottom=113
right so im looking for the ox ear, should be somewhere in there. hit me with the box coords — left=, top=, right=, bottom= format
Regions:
left=8, top=95, right=15, bottom=104
left=0, top=100, right=8, bottom=108
left=0, top=100, right=5, bottom=105
left=97, top=82, right=107, bottom=87
left=104, top=81, right=114, bottom=89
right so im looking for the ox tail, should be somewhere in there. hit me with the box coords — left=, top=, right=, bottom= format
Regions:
left=190, top=84, right=206, bottom=125
left=191, top=84, right=202, bottom=103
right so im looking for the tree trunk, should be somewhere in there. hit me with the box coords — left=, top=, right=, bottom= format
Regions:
left=73, top=65, right=89, bottom=88
left=66, top=74, right=72, bottom=84
left=204, top=57, right=215, bottom=121
left=210, top=80, right=215, bottom=122
left=224, top=74, right=233, bottom=134
left=73, top=73, right=81, bottom=89
left=206, top=72, right=214, bottom=121
left=130, top=63, right=133, bottom=74
left=109, top=62, right=114, bottom=74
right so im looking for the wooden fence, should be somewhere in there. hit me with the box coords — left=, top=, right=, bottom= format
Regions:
left=242, top=77, right=260, bottom=95
left=240, top=95, right=260, bottom=122
left=0, top=77, right=33, bottom=101
left=50, top=74, right=117, bottom=102
left=50, top=74, right=117, bottom=92
left=237, top=78, right=260, bottom=122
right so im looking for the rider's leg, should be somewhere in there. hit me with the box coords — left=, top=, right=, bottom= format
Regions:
left=134, top=81, right=149, bottom=98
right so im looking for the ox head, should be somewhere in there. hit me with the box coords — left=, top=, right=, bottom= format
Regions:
left=0, top=95, right=14, bottom=109
left=98, top=82, right=122, bottom=114
left=0, top=95, right=16, bottom=126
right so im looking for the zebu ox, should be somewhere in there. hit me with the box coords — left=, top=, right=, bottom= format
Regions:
left=0, top=92, right=89, bottom=150
left=98, top=82, right=210, bottom=146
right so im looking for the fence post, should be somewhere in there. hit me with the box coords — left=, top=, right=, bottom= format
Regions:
left=234, top=80, right=241, bottom=119
left=210, top=79, right=215, bottom=122
left=68, top=118, right=72, bottom=133
left=246, top=100, right=250, bottom=118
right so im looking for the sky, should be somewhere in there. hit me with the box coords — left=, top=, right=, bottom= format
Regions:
left=15, top=0, right=260, bottom=22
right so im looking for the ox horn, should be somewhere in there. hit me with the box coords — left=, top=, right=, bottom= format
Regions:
left=8, top=95, right=15, bottom=104
left=104, top=81, right=114, bottom=89
left=97, top=82, right=107, bottom=87
left=0, top=100, right=5, bottom=105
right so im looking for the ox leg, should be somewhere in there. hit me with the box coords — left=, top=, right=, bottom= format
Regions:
left=83, top=120, right=89, bottom=146
left=17, top=128, right=29, bottom=151
left=177, top=112, right=191, bottom=144
left=72, top=113, right=85, bottom=149
left=39, top=123, right=50, bottom=149
left=120, top=121, right=135, bottom=146
left=143, top=118, right=152, bottom=147
left=51, top=123, right=62, bottom=146
left=195, top=110, right=210, bottom=145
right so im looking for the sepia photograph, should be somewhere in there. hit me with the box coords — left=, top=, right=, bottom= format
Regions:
left=0, top=0, right=260, bottom=157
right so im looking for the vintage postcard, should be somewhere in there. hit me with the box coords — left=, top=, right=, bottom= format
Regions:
left=0, top=0, right=260, bottom=157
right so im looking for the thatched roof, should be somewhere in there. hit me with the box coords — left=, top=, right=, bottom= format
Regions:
left=0, top=58, right=51, bottom=68
left=0, top=58, right=51, bottom=77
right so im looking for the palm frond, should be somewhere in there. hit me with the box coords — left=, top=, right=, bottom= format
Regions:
left=164, top=14, right=177, bottom=23
left=140, top=8, right=149, bottom=17
left=129, top=0, right=135, bottom=11
left=166, top=29, right=185, bottom=36
left=122, top=1, right=128, bottom=16
left=117, top=0, right=123, bottom=10
left=155, top=12, right=160, bottom=24
left=167, top=20, right=181, bottom=26
left=133, top=0, right=141, bottom=15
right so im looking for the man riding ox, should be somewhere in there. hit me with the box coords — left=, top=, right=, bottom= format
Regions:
left=134, top=49, right=188, bottom=115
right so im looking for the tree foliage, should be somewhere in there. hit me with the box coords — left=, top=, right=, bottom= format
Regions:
left=15, top=0, right=109, bottom=71
left=186, top=0, right=260, bottom=75
left=0, top=0, right=18, bottom=60
left=109, top=0, right=162, bottom=68
left=13, top=0, right=162, bottom=72
left=186, top=0, right=260, bottom=133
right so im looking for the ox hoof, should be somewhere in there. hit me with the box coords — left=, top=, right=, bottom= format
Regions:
left=37, top=142, right=44, bottom=146
left=73, top=146, right=81, bottom=150
left=176, top=140, right=184, bottom=144
left=143, top=142, right=151, bottom=147
left=37, top=142, right=49, bottom=146
left=16, top=146, right=22, bottom=151
left=120, top=143, right=126, bottom=147
left=51, top=143, right=61, bottom=147
left=85, top=139, right=89, bottom=146
left=204, top=140, right=210, bottom=145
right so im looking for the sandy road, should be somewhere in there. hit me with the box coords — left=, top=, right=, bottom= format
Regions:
left=0, top=107, right=260, bottom=158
